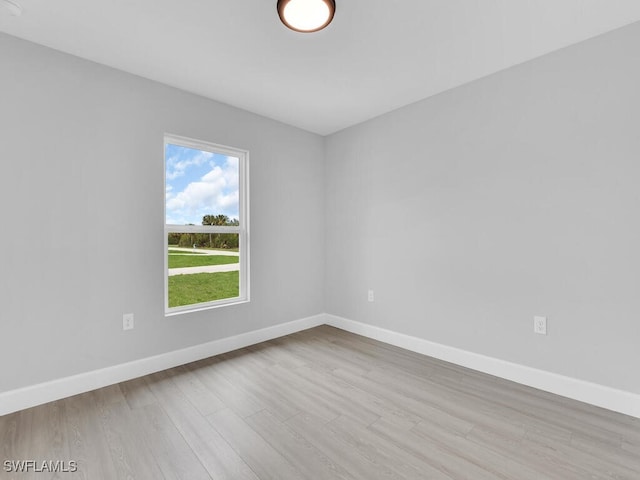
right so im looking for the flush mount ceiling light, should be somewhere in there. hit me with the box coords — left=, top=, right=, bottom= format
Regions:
left=277, top=0, right=335, bottom=33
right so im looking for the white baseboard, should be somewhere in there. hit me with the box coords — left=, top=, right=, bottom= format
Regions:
left=3, top=312, right=638, bottom=419
left=0, top=314, right=325, bottom=416
left=324, top=314, right=640, bottom=419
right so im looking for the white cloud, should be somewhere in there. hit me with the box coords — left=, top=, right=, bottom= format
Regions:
left=166, top=156, right=239, bottom=224
left=166, top=150, right=213, bottom=180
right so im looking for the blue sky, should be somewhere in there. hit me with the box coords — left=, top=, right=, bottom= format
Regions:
left=165, top=144, right=239, bottom=225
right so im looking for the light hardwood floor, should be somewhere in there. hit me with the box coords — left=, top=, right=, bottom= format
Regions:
left=1, top=325, right=639, bottom=479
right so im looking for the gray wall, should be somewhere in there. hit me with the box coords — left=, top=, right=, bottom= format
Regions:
left=3, top=21, right=640, bottom=397
left=0, top=33, right=325, bottom=393
left=325, top=23, right=640, bottom=393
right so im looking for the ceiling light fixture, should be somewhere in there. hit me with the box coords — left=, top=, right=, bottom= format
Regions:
left=277, top=0, right=335, bottom=33
left=1, top=0, right=22, bottom=16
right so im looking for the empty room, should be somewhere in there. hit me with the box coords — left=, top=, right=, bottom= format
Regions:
left=1, top=1, right=639, bottom=479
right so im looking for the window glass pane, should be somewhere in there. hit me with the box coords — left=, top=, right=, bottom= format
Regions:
left=165, top=143, right=240, bottom=225
left=167, top=233, right=240, bottom=308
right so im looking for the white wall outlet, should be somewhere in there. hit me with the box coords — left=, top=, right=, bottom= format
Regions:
left=367, top=289, right=374, bottom=302
left=123, top=313, right=134, bottom=331
left=534, top=316, right=547, bottom=335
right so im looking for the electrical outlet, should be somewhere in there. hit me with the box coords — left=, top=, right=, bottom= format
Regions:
left=367, top=289, right=374, bottom=302
left=534, top=316, right=547, bottom=335
left=123, top=313, right=134, bottom=331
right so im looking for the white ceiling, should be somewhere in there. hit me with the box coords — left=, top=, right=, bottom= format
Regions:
left=2, top=1, right=640, bottom=135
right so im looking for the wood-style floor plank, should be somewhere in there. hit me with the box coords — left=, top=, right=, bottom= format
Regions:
left=370, top=416, right=505, bottom=480
left=245, top=409, right=355, bottom=480
left=135, top=402, right=211, bottom=480
left=167, top=365, right=226, bottom=417
left=1, top=326, right=638, bottom=480
left=285, top=411, right=406, bottom=480
left=213, top=353, right=301, bottom=422
left=186, top=358, right=265, bottom=419
left=90, top=385, right=165, bottom=480
left=63, top=391, right=119, bottom=480
left=324, top=414, right=452, bottom=480
left=144, top=370, right=259, bottom=480
left=207, top=408, right=303, bottom=480
left=118, top=376, right=159, bottom=410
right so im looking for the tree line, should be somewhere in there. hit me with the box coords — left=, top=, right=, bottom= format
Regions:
left=168, top=215, right=240, bottom=249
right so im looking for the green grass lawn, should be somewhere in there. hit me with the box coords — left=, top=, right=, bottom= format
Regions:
left=168, top=271, right=239, bottom=307
left=168, top=254, right=239, bottom=269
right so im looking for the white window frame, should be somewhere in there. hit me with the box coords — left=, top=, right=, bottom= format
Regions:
left=164, top=134, right=250, bottom=316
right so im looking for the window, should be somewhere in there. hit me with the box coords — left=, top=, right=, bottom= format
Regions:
left=164, top=134, right=249, bottom=315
